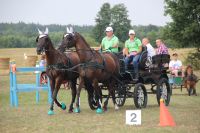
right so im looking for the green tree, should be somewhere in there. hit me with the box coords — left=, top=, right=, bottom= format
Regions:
left=111, top=3, right=132, bottom=43
left=0, top=22, right=94, bottom=48
left=164, top=0, right=200, bottom=48
left=92, top=3, right=111, bottom=43
left=93, top=3, right=132, bottom=46
left=164, top=0, right=200, bottom=69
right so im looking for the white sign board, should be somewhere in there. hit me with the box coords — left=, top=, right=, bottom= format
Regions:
left=126, top=110, right=141, bottom=125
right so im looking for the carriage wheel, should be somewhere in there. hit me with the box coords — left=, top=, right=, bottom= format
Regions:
left=156, top=78, right=171, bottom=106
left=88, top=90, right=102, bottom=110
left=115, top=84, right=126, bottom=107
left=133, top=83, right=147, bottom=108
left=40, top=72, right=48, bottom=85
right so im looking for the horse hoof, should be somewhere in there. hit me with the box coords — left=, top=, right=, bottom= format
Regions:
left=68, top=109, right=73, bottom=113
left=74, top=108, right=81, bottom=113
left=48, top=110, right=55, bottom=115
left=96, top=108, right=103, bottom=114
left=103, top=107, right=107, bottom=112
left=61, top=103, right=66, bottom=110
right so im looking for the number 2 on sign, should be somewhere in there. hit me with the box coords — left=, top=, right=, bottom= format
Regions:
left=131, top=113, right=137, bottom=122
left=126, top=110, right=141, bottom=125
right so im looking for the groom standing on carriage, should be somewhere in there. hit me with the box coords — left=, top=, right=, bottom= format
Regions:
left=123, top=30, right=142, bottom=79
left=99, top=26, right=119, bottom=53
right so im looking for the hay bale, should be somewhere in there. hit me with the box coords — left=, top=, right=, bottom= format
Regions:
left=25, top=55, right=38, bottom=67
left=0, top=58, right=10, bottom=69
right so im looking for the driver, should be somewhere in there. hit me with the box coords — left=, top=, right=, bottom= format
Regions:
left=99, top=26, right=119, bottom=53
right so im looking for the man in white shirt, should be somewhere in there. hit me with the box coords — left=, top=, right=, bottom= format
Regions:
left=142, top=38, right=155, bottom=57
left=169, top=53, right=184, bottom=76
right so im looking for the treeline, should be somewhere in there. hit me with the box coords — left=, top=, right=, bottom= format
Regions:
left=0, top=22, right=166, bottom=48
left=0, top=22, right=95, bottom=48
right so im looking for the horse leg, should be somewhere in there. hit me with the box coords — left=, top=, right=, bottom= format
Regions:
left=110, top=80, right=119, bottom=110
left=191, top=82, right=197, bottom=96
left=74, top=77, right=84, bottom=113
left=186, top=81, right=192, bottom=96
left=68, top=80, right=77, bottom=113
left=54, top=79, right=66, bottom=110
left=93, top=79, right=103, bottom=114
left=48, top=79, right=56, bottom=115
left=103, top=83, right=111, bottom=111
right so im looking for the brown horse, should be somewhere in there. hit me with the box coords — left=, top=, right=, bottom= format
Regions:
left=184, top=65, right=199, bottom=96
left=59, top=28, right=120, bottom=113
left=36, top=28, right=82, bottom=115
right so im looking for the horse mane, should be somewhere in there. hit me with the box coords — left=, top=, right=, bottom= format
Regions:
left=76, top=32, right=91, bottom=49
left=42, top=35, right=69, bottom=65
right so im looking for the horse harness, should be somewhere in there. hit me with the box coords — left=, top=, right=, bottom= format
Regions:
left=46, top=55, right=77, bottom=73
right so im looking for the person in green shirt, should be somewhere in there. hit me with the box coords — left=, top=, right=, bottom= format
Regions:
left=100, top=26, right=119, bottom=53
left=123, top=30, right=142, bottom=78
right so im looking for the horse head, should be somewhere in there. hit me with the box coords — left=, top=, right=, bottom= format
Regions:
left=186, top=65, right=193, bottom=75
left=60, top=27, right=77, bottom=50
left=36, top=27, right=51, bottom=55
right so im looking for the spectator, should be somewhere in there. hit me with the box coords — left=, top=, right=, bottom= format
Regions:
left=142, top=38, right=155, bottom=57
left=169, top=53, right=184, bottom=77
left=39, top=55, right=46, bottom=67
left=155, top=39, right=168, bottom=55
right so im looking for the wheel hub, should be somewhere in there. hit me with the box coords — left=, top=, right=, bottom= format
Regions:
left=161, top=83, right=168, bottom=101
left=137, top=87, right=144, bottom=106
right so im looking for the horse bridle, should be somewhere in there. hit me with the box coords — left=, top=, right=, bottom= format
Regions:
left=37, top=35, right=53, bottom=53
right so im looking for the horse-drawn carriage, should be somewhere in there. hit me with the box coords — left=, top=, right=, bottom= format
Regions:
left=88, top=46, right=171, bottom=109
left=36, top=28, right=171, bottom=114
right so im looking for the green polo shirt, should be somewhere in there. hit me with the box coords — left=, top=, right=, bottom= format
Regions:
left=125, top=37, right=142, bottom=53
left=101, top=35, right=119, bottom=53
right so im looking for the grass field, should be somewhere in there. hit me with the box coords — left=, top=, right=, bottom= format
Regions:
left=0, top=48, right=200, bottom=133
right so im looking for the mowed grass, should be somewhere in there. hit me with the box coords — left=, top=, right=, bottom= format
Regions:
left=0, top=48, right=200, bottom=133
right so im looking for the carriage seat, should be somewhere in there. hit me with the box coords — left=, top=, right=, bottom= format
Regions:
left=138, top=46, right=148, bottom=70
left=126, top=46, right=148, bottom=71
left=151, top=54, right=170, bottom=69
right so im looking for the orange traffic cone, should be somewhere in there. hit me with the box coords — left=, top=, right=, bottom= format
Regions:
left=159, top=99, right=176, bottom=127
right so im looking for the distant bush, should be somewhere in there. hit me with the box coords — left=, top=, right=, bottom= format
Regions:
left=184, top=48, right=200, bottom=70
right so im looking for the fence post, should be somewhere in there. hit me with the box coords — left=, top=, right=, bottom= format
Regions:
left=9, top=62, right=51, bottom=107
left=47, top=78, right=52, bottom=104
left=35, top=61, right=40, bottom=103
left=12, top=62, right=18, bottom=107
left=9, top=61, right=14, bottom=107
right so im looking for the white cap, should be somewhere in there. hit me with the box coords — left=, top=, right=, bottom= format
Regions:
left=129, top=30, right=135, bottom=35
left=105, top=27, right=113, bottom=32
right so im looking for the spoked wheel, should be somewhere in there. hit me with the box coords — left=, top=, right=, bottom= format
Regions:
left=40, top=72, right=48, bottom=85
left=156, top=78, right=171, bottom=106
left=133, top=83, right=147, bottom=108
left=115, top=84, right=126, bottom=107
left=88, top=90, right=102, bottom=110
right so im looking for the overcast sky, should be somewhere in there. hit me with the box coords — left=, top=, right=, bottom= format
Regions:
left=0, top=0, right=171, bottom=26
